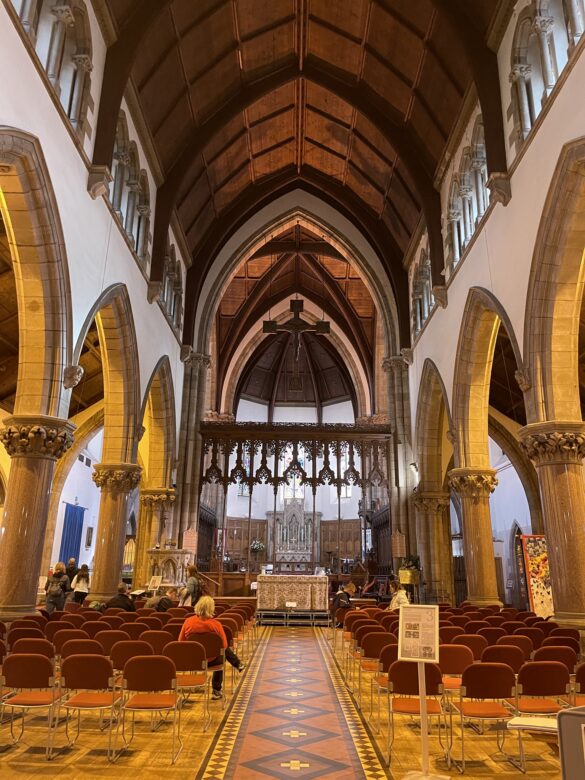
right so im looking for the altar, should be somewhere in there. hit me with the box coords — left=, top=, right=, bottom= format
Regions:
left=256, top=574, right=329, bottom=610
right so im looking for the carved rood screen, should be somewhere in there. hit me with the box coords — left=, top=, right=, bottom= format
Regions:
left=199, top=421, right=392, bottom=495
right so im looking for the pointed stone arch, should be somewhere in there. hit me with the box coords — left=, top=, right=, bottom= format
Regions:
left=415, top=359, right=453, bottom=492
left=452, top=287, right=526, bottom=469
left=0, top=127, right=72, bottom=418
left=524, top=136, right=585, bottom=422
left=139, top=355, right=176, bottom=489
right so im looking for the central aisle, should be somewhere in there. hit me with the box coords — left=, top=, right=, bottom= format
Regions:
left=198, top=627, right=389, bottom=779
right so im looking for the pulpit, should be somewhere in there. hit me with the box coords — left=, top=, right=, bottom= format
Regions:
left=256, top=574, right=329, bottom=610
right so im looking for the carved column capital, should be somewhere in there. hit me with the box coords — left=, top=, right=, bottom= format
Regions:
left=533, top=15, right=555, bottom=34
left=72, top=53, right=93, bottom=72
left=92, top=463, right=142, bottom=492
left=448, top=468, right=498, bottom=501
left=447, top=209, right=461, bottom=223
left=0, top=415, right=75, bottom=460
left=182, top=350, right=211, bottom=370
left=510, top=63, right=532, bottom=82
left=519, top=421, right=585, bottom=465
left=51, top=4, right=75, bottom=25
left=413, top=491, right=450, bottom=513
left=140, top=487, right=176, bottom=507
left=382, top=352, right=411, bottom=373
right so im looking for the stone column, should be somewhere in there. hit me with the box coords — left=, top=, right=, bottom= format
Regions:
left=533, top=15, right=556, bottom=97
left=111, top=151, right=129, bottom=217
left=413, top=491, right=453, bottom=601
left=46, top=5, right=75, bottom=94
left=19, top=0, right=41, bottom=43
left=0, top=415, right=74, bottom=618
left=447, top=210, right=461, bottom=268
left=124, top=182, right=139, bottom=245
left=91, top=464, right=141, bottom=601
left=68, top=53, right=92, bottom=127
left=459, top=185, right=474, bottom=244
left=519, top=422, right=585, bottom=627
left=566, top=0, right=584, bottom=47
left=448, top=468, right=501, bottom=605
left=136, top=205, right=151, bottom=263
left=510, top=64, right=533, bottom=140
left=472, top=153, right=487, bottom=219
left=133, top=488, right=176, bottom=588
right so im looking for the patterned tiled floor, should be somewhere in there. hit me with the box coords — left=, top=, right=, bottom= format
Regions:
left=198, top=626, right=389, bottom=779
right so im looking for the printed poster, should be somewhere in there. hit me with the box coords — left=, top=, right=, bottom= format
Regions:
left=398, top=604, right=439, bottom=663
left=521, top=534, right=554, bottom=618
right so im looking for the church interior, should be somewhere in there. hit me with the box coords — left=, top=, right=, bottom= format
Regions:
left=1, top=0, right=585, bottom=777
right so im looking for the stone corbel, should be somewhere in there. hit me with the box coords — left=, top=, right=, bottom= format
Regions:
left=432, top=285, right=448, bottom=309
left=147, top=280, right=163, bottom=303
left=514, top=368, right=532, bottom=393
left=87, top=165, right=113, bottom=199
left=63, top=364, right=84, bottom=389
left=487, top=172, right=512, bottom=206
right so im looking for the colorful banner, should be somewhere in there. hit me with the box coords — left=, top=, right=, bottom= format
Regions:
left=521, top=534, right=554, bottom=618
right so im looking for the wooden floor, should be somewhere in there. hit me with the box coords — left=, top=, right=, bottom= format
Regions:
left=1, top=626, right=562, bottom=779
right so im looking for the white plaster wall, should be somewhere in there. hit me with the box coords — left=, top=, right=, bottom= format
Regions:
left=0, top=3, right=184, bottom=440
left=409, top=38, right=585, bottom=434
left=50, top=429, right=103, bottom=570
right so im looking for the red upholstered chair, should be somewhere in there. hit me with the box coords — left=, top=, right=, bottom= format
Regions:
left=163, top=641, right=210, bottom=728
left=188, top=632, right=226, bottom=704
left=477, top=627, right=507, bottom=646
left=138, top=630, right=174, bottom=654
left=135, top=616, right=163, bottom=631
left=61, top=614, right=86, bottom=629
left=44, top=621, right=71, bottom=643
left=0, top=653, right=63, bottom=758
left=481, top=644, right=525, bottom=674
left=514, top=627, right=545, bottom=650
left=448, top=616, right=470, bottom=630
left=387, top=661, right=447, bottom=766
left=517, top=611, right=537, bottom=621
left=60, top=639, right=104, bottom=659
left=95, top=630, right=132, bottom=656
left=542, top=635, right=580, bottom=654
left=82, top=621, right=109, bottom=639
left=461, top=611, right=483, bottom=621
left=438, top=620, right=454, bottom=627
left=500, top=608, right=518, bottom=620
left=10, top=619, right=42, bottom=631
left=135, top=608, right=155, bottom=616
left=99, top=616, right=125, bottom=630
left=53, top=629, right=90, bottom=657
left=7, top=626, right=44, bottom=648
left=438, top=643, right=474, bottom=695
left=60, top=654, right=121, bottom=759
left=534, top=645, right=578, bottom=673
left=11, top=637, right=55, bottom=661
left=451, top=663, right=516, bottom=773
left=550, top=627, right=580, bottom=642
left=465, top=620, right=491, bottom=634
left=439, top=626, right=462, bottom=645
left=496, top=635, right=533, bottom=660
left=110, top=640, right=153, bottom=672
left=168, top=608, right=189, bottom=618
left=103, top=608, right=124, bottom=615
left=451, top=634, right=488, bottom=660
left=164, top=623, right=183, bottom=642
left=380, top=614, right=400, bottom=632
left=524, top=616, right=543, bottom=627
left=501, top=621, right=525, bottom=634
left=357, top=632, right=395, bottom=707
left=484, top=615, right=506, bottom=627
left=116, top=656, right=182, bottom=763
left=571, top=662, right=585, bottom=706
left=48, top=610, right=66, bottom=621
left=118, top=623, right=148, bottom=640
left=118, top=612, right=139, bottom=622
left=21, top=614, right=48, bottom=630
left=532, top=621, right=558, bottom=637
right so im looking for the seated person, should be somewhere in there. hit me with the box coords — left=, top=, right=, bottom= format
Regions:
left=145, top=587, right=177, bottom=611
left=386, top=580, right=409, bottom=611
left=179, top=595, right=244, bottom=699
left=330, top=581, right=356, bottom=626
left=106, top=583, right=136, bottom=612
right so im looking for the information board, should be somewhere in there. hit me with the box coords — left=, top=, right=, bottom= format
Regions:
left=397, top=604, right=439, bottom=663
left=148, top=575, right=162, bottom=591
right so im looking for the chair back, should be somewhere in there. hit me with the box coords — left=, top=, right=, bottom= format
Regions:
left=524, top=616, right=543, bottom=627
left=119, top=612, right=139, bottom=622
left=496, top=634, right=533, bottom=659
left=343, top=611, right=366, bottom=631
left=95, top=629, right=132, bottom=655
left=481, top=644, right=525, bottom=673
left=389, top=661, right=442, bottom=696
left=0, top=639, right=5, bottom=663
left=380, top=614, right=399, bottom=631
left=534, top=645, right=578, bottom=672
left=9, top=619, right=40, bottom=631
left=219, top=623, right=234, bottom=647
left=61, top=639, right=104, bottom=658
left=100, top=615, right=124, bottom=630
left=223, top=612, right=244, bottom=630
left=136, top=616, right=164, bottom=631
left=11, top=637, right=55, bottom=659
left=514, top=627, right=545, bottom=649
left=361, top=632, right=395, bottom=659
left=532, top=621, right=557, bottom=637
left=110, top=640, right=153, bottom=670
left=53, top=628, right=90, bottom=654
left=541, top=635, right=580, bottom=654
left=123, top=655, right=176, bottom=692
left=351, top=618, right=378, bottom=639
left=3, top=653, right=54, bottom=687
left=466, top=620, right=491, bottom=634
left=517, top=661, right=570, bottom=696
left=451, top=634, right=488, bottom=660
left=139, top=630, right=174, bottom=654
left=21, top=614, right=47, bottom=629
left=136, top=608, right=155, bottom=616
left=44, top=621, right=72, bottom=642
left=61, top=654, right=113, bottom=690
left=484, top=615, right=506, bottom=627
left=7, top=626, right=44, bottom=647
left=377, top=643, right=399, bottom=673
left=550, top=628, right=580, bottom=641
left=500, top=608, right=518, bottom=619
left=501, top=621, right=525, bottom=634
left=477, top=627, right=507, bottom=646
left=461, top=662, right=515, bottom=699
left=439, top=626, right=461, bottom=644
left=188, top=631, right=223, bottom=661
left=461, top=611, right=483, bottom=621
left=155, top=612, right=172, bottom=625
left=163, top=640, right=206, bottom=672
left=354, top=623, right=380, bottom=647
left=82, top=621, right=108, bottom=639
left=168, top=608, right=189, bottom=618
left=121, top=623, right=149, bottom=640
left=61, top=614, right=86, bottom=628
left=48, top=610, right=66, bottom=621
left=517, top=611, right=537, bottom=621
left=164, top=623, right=183, bottom=641
left=104, top=608, right=124, bottom=615
left=438, top=644, right=474, bottom=675
left=448, top=616, right=470, bottom=629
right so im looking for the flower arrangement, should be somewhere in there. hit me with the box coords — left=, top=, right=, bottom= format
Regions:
left=400, top=555, right=421, bottom=571
left=250, top=538, right=265, bottom=553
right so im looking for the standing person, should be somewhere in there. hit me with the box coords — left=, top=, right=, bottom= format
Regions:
left=44, top=562, right=70, bottom=614
left=65, top=557, right=79, bottom=586
left=70, top=564, right=90, bottom=604
left=180, top=564, right=203, bottom=607
left=330, top=581, right=356, bottom=626
left=179, top=596, right=244, bottom=699
left=106, top=583, right=136, bottom=612
left=386, top=580, right=409, bottom=611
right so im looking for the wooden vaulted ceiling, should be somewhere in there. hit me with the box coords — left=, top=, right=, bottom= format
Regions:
left=98, top=0, right=511, bottom=349
left=0, top=211, right=18, bottom=413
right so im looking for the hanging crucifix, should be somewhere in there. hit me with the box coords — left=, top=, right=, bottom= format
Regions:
left=263, top=299, right=330, bottom=361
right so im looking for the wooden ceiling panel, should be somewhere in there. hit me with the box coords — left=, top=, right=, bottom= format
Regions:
left=171, top=0, right=227, bottom=34
left=240, top=24, right=296, bottom=74
left=236, top=0, right=295, bottom=37
left=249, top=108, right=295, bottom=156
left=305, top=108, right=350, bottom=157
left=189, top=52, right=242, bottom=123
left=138, top=47, right=187, bottom=129
left=178, top=3, right=235, bottom=80
left=345, top=164, right=385, bottom=215
left=304, top=146, right=346, bottom=180
left=320, top=258, right=348, bottom=279
left=307, top=20, right=363, bottom=76
left=308, top=0, right=369, bottom=40
left=154, top=98, right=195, bottom=171
left=366, top=4, right=422, bottom=84
left=350, top=136, right=391, bottom=192
left=347, top=278, right=374, bottom=317
left=185, top=202, right=215, bottom=251
left=305, top=82, right=354, bottom=126
left=252, top=142, right=296, bottom=178
left=213, top=164, right=252, bottom=213
left=247, top=82, right=296, bottom=123
left=408, top=101, right=445, bottom=162
left=386, top=0, right=434, bottom=36
left=416, top=53, right=464, bottom=136
left=361, top=53, right=412, bottom=116
left=247, top=257, right=273, bottom=278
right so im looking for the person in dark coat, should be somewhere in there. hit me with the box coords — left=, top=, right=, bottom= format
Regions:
left=105, top=583, right=136, bottom=612
left=330, top=581, right=356, bottom=626
left=44, top=562, right=70, bottom=614
left=65, top=558, right=79, bottom=590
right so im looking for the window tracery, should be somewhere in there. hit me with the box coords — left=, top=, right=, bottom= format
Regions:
left=160, top=243, right=183, bottom=332
left=410, top=245, right=433, bottom=340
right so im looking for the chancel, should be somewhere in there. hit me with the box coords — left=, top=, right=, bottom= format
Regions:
left=0, top=0, right=584, bottom=777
